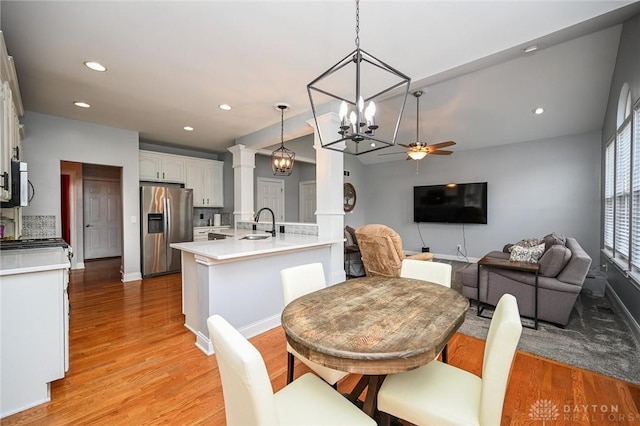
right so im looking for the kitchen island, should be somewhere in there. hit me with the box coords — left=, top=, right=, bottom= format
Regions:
left=170, top=229, right=341, bottom=355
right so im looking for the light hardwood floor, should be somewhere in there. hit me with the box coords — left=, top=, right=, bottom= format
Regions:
left=3, top=257, right=639, bottom=425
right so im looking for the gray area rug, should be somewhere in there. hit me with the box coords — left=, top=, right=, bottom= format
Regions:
left=439, top=259, right=640, bottom=386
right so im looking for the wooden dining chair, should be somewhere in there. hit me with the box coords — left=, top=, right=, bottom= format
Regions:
left=377, top=294, right=522, bottom=426
left=280, top=263, right=349, bottom=386
left=400, top=258, right=452, bottom=362
left=207, top=314, right=376, bottom=426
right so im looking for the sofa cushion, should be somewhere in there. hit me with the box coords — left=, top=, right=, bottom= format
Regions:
left=509, top=243, right=545, bottom=263
left=538, top=244, right=572, bottom=277
left=543, top=232, right=566, bottom=251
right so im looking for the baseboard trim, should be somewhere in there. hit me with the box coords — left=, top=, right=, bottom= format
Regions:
left=605, top=282, right=640, bottom=347
left=435, top=253, right=480, bottom=263
left=121, top=272, right=142, bottom=282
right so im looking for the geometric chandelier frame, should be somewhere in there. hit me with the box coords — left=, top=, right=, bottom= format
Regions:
left=307, top=0, right=411, bottom=156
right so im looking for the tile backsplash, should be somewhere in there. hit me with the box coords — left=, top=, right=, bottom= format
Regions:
left=237, top=221, right=318, bottom=236
left=22, top=215, right=56, bottom=238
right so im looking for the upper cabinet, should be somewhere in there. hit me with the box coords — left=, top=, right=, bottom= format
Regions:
left=186, top=158, right=224, bottom=207
left=139, top=150, right=186, bottom=183
left=0, top=31, right=24, bottom=203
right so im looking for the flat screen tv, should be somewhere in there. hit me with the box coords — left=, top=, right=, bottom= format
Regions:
left=414, top=182, right=488, bottom=224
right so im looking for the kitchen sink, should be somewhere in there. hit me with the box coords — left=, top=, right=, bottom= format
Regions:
left=240, top=234, right=270, bottom=240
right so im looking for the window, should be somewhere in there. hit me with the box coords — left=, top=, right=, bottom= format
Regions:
left=605, top=83, right=640, bottom=275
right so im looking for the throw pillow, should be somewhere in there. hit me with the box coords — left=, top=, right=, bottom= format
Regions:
left=508, top=237, right=543, bottom=252
left=538, top=244, right=572, bottom=277
left=543, top=232, right=567, bottom=251
left=509, top=243, right=545, bottom=263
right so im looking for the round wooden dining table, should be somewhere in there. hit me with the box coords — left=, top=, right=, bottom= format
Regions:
left=281, top=275, right=470, bottom=418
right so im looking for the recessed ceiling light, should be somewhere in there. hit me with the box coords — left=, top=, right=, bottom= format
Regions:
left=533, top=107, right=544, bottom=115
left=219, top=104, right=232, bottom=111
left=73, top=101, right=91, bottom=108
left=183, top=126, right=194, bottom=131
left=524, top=45, right=538, bottom=54
left=370, top=142, right=376, bottom=147
left=84, top=61, right=107, bottom=72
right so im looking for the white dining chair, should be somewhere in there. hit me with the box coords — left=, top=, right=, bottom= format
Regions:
left=207, top=315, right=376, bottom=426
left=401, top=258, right=453, bottom=362
left=400, top=258, right=452, bottom=287
left=377, top=294, right=522, bottom=426
left=280, top=263, right=349, bottom=386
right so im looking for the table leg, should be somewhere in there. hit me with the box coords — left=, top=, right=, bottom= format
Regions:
left=348, top=375, right=387, bottom=419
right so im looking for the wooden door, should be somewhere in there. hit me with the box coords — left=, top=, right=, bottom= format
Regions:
left=83, top=179, right=122, bottom=259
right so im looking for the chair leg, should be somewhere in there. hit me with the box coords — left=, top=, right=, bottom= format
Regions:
left=442, top=344, right=448, bottom=364
left=287, top=352, right=295, bottom=384
left=378, top=411, right=393, bottom=426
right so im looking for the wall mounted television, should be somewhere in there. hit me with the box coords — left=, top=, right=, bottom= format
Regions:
left=414, top=182, right=488, bottom=224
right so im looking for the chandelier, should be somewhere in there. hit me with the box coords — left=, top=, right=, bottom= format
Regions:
left=271, top=103, right=295, bottom=176
left=307, top=0, right=411, bottom=156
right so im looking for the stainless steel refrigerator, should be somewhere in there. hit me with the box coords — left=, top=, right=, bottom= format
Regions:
left=141, top=185, right=193, bottom=277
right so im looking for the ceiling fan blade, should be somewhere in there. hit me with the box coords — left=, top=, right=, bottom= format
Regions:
left=428, top=150, right=453, bottom=155
left=429, top=141, right=456, bottom=149
left=398, top=144, right=412, bottom=148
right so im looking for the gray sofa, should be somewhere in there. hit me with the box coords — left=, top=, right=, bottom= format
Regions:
left=461, top=234, right=592, bottom=326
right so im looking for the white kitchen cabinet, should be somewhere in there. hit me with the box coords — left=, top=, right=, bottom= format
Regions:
left=1, top=247, right=70, bottom=418
left=186, top=158, right=224, bottom=207
left=139, top=150, right=186, bottom=183
left=0, top=32, right=24, bottom=203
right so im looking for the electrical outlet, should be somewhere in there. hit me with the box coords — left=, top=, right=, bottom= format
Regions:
left=456, top=244, right=462, bottom=252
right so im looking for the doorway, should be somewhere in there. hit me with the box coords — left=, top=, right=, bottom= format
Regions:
left=299, top=180, right=316, bottom=223
left=60, top=161, right=123, bottom=268
left=83, top=179, right=122, bottom=259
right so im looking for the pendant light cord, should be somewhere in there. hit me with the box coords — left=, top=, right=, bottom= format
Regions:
left=280, top=107, right=285, bottom=148
left=355, top=0, right=360, bottom=49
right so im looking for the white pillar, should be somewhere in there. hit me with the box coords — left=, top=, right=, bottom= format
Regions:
left=228, top=144, right=257, bottom=227
left=308, top=112, right=346, bottom=284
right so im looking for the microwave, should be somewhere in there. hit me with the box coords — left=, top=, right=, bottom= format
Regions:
left=1, top=161, right=28, bottom=208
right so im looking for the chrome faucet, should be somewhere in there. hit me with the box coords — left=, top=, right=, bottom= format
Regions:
left=254, top=207, right=276, bottom=236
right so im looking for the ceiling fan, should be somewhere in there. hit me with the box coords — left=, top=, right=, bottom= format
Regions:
left=380, top=90, right=456, bottom=161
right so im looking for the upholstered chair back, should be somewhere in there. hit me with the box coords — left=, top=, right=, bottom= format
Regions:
left=480, top=294, right=523, bottom=425
left=281, top=263, right=326, bottom=303
left=400, top=259, right=452, bottom=287
left=355, top=224, right=433, bottom=277
left=207, top=315, right=279, bottom=425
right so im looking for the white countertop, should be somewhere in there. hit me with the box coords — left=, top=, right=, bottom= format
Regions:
left=0, top=247, right=71, bottom=276
left=171, top=229, right=340, bottom=261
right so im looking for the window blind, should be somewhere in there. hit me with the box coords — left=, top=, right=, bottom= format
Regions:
left=632, top=107, right=640, bottom=269
left=604, top=139, right=615, bottom=250
left=615, top=121, right=631, bottom=260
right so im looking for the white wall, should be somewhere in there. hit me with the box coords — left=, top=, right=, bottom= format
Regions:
left=359, top=131, right=602, bottom=262
left=21, top=111, right=141, bottom=280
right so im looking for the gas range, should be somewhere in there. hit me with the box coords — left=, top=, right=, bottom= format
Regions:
left=0, top=238, right=70, bottom=251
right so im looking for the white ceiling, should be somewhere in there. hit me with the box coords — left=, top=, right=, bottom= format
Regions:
left=1, top=1, right=639, bottom=164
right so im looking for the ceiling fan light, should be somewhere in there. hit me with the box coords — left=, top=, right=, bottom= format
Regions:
left=408, top=151, right=427, bottom=160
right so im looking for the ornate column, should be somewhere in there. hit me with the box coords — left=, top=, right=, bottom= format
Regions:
left=308, top=112, right=346, bottom=284
left=227, top=144, right=257, bottom=227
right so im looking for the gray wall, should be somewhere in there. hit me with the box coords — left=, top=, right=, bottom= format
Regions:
left=355, top=131, right=601, bottom=262
left=343, top=154, right=366, bottom=228
left=21, top=111, right=141, bottom=280
left=600, top=12, right=640, bottom=328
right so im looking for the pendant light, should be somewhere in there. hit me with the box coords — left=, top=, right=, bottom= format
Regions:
left=307, top=0, right=411, bottom=156
left=408, top=91, right=428, bottom=161
left=271, top=103, right=295, bottom=176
